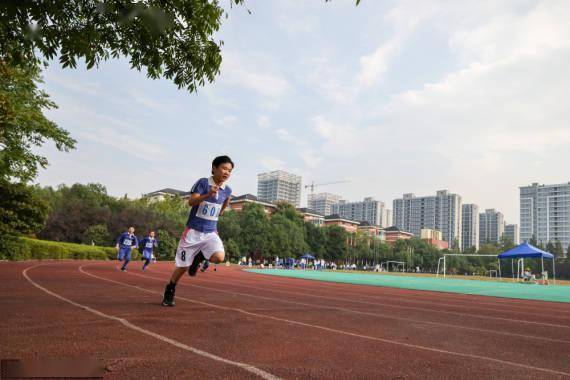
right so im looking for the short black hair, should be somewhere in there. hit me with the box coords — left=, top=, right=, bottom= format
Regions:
left=212, top=155, right=234, bottom=171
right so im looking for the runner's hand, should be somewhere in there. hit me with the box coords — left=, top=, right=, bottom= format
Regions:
left=208, top=185, right=219, bottom=197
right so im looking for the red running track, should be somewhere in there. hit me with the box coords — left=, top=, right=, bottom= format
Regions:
left=1, top=261, right=569, bottom=379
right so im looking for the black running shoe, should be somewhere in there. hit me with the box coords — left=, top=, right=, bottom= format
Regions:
left=188, top=252, right=205, bottom=277
left=162, top=283, right=176, bottom=307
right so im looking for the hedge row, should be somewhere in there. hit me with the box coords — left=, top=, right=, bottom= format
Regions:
left=1, top=237, right=141, bottom=261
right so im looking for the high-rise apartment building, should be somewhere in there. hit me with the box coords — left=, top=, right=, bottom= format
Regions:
left=393, top=190, right=462, bottom=245
left=461, top=204, right=479, bottom=251
left=479, top=209, right=504, bottom=245
left=257, top=170, right=302, bottom=207
left=307, top=192, right=342, bottom=216
left=504, top=224, right=520, bottom=245
left=520, top=182, right=570, bottom=254
left=332, top=197, right=392, bottom=227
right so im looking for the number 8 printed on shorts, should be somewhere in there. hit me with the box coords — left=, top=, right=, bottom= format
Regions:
left=181, top=250, right=186, bottom=261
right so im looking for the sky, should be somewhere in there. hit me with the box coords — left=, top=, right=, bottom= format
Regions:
left=35, top=0, right=570, bottom=224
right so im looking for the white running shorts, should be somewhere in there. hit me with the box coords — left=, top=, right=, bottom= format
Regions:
left=175, top=227, right=224, bottom=267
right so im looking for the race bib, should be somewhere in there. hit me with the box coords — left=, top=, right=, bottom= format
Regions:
left=196, top=201, right=221, bottom=221
left=122, top=239, right=132, bottom=246
left=145, top=242, right=154, bottom=249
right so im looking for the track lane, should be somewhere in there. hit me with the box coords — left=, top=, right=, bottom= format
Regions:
left=18, top=263, right=279, bottom=379
left=82, top=262, right=570, bottom=377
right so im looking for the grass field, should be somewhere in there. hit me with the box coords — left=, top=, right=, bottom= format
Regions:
left=333, top=269, right=570, bottom=285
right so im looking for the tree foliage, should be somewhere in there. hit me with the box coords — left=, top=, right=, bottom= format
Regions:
left=6, top=181, right=570, bottom=279
left=156, top=229, right=177, bottom=261
left=38, top=183, right=113, bottom=242
left=0, top=0, right=248, bottom=186
left=324, top=225, right=347, bottom=261
left=0, top=180, right=48, bottom=236
left=0, top=179, right=48, bottom=253
left=1, top=0, right=244, bottom=92
left=237, top=202, right=270, bottom=259
left=0, top=61, right=76, bottom=182
left=305, top=222, right=327, bottom=257
left=82, top=224, right=111, bottom=246
left=218, top=209, right=241, bottom=242
left=552, top=239, right=563, bottom=257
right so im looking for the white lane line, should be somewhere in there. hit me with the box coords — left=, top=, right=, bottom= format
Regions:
left=152, top=267, right=570, bottom=331
left=143, top=269, right=570, bottom=344
left=82, top=263, right=570, bottom=377
left=22, top=265, right=280, bottom=380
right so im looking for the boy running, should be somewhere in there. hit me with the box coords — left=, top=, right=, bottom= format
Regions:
left=139, top=230, right=158, bottom=271
left=162, top=155, right=234, bottom=307
left=115, top=227, right=138, bottom=272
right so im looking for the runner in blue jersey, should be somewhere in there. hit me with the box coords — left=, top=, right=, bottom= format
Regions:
left=115, top=227, right=138, bottom=272
left=139, top=230, right=158, bottom=271
left=162, top=155, right=234, bottom=307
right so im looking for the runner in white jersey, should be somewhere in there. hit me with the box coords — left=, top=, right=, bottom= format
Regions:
left=162, top=155, right=234, bottom=307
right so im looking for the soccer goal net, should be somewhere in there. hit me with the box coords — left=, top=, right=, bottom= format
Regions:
left=436, top=254, right=501, bottom=279
left=380, top=261, right=405, bottom=272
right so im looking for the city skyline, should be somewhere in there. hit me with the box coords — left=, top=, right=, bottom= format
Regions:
left=140, top=175, right=563, bottom=231
left=142, top=178, right=570, bottom=250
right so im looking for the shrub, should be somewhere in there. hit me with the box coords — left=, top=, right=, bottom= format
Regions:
left=2, top=237, right=140, bottom=261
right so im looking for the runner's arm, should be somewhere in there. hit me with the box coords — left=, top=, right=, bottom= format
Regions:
left=115, top=233, right=123, bottom=250
left=132, top=236, right=139, bottom=250
left=219, top=196, right=231, bottom=216
left=188, top=189, right=217, bottom=207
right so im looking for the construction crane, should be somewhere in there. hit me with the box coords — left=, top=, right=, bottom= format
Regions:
left=305, top=180, right=350, bottom=195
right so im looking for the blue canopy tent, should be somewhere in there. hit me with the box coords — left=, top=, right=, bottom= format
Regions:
left=298, top=253, right=316, bottom=270
left=498, top=242, right=555, bottom=283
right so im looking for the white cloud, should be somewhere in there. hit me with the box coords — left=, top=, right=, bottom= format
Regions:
left=307, top=1, right=570, bottom=219
left=77, top=126, right=166, bottom=162
left=127, top=90, right=171, bottom=113
left=219, top=53, right=290, bottom=101
left=214, top=115, right=238, bottom=128
left=306, top=55, right=356, bottom=105
left=257, top=115, right=271, bottom=129
left=260, top=156, right=285, bottom=171
left=300, top=149, right=322, bottom=170
left=449, top=1, right=570, bottom=65
left=43, top=71, right=102, bottom=97
left=312, top=115, right=359, bottom=157
left=275, top=126, right=323, bottom=169
left=276, top=128, right=293, bottom=143
left=357, top=40, right=401, bottom=86
left=277, top=13, right=317, bottom=34
left=356, top=0, right=437, bottom=87
left=43, top=98, right=167, bottom=162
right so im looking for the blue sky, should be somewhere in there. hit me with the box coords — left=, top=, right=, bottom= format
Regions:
left=36, top=0, right=570, bottom=224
